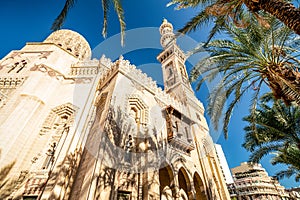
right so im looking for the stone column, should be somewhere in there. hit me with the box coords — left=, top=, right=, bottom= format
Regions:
left=189, top=182, right=196, bottom=200
left=171, top=171, right=180, bottom=200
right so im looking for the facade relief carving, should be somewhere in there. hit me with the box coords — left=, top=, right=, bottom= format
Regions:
left=44, top=29, right=92, bottom=60
left=30, top=64, right=94, bottom=84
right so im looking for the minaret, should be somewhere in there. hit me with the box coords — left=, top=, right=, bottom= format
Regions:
left=157, top=19, right=194, bottom=104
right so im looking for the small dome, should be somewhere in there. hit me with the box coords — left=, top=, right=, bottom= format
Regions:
left=44, top=29, right=91, bottom=60
left=159, top=19, right=176, bottom=48
left=159, top=19, right=173, bottom=35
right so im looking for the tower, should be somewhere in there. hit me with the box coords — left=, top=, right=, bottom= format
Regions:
left=157, top=19, right=193, bottom=104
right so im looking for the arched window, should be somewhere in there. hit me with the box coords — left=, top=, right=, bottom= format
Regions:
left=40, top=103, right=78, bottom=169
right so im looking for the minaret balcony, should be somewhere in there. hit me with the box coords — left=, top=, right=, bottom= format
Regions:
left=165, top=106, right=195, bottom=153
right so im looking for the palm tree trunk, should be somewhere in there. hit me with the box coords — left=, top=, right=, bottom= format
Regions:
left=244, top=0, right=300, bottom=35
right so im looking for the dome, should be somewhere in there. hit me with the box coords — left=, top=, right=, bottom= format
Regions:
left=44, top=29, right=92, bottom=60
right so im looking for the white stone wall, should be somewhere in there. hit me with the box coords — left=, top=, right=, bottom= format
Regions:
left=0, top=31, right=100, bottom=184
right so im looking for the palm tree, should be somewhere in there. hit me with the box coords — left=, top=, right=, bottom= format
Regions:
left=52, top=0, right=125, bottom=45
left=168, top=0, right=300, bottom=42
left=189, top=16, right=300, bottom=138
left=272, top=146, right=300, bottom=181
left=242, top=93, right=300, bottom=181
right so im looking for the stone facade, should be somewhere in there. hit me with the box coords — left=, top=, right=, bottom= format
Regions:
left=285, top=188, right=300, bottom=199
left=0, top=20, right=230, bottom=200
left=228, top=162, right=289, bottom=200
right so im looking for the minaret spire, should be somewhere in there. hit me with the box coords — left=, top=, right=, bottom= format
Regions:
left=159, top=18, right=176, bottom=49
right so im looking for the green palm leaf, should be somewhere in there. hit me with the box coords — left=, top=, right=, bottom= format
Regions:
left=190, top=16, right=300, bottom=138
left=52, top=0, right=126, bottom=45
left=51, top=0, right=77, bottom=31
left=243, top=94, right=300, bottom=181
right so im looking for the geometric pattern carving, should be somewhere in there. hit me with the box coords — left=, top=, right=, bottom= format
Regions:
left=128, top=95, right=149, bottom=125
left=30, top=64, right=94, bottom=84
left=0, top=77, right=26, bottom=108
left=40, top=103, right=78, bottom=136
left=0, top=77, right=26, bottom=89
left=52, top=102, right=78, bottom=119
left=23, top=176, right=46, bottom=197
left=44, top=29, right=91, bottom=60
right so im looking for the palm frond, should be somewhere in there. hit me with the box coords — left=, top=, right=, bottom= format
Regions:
left=275, top=166, right=300, bottom=181
left=243, top=93, right=300, bottom=180
left=101, top=0, right=110, bottom=38
left=222, top=77, right=256, bottom=138
left=51, top=0, right=77, bottom=31
left=207, top=81, right=227, bottom=131
left=190, top=14, right=300, bottom=140
left=178, top=9, right=212, bottom=35
left=112, top=0, right=126, bottom=46
left=249, top=144, right=283, bottom=163
left=167, top=0, right=211, bottom=9
left=204, top=16, right=226, bottom=46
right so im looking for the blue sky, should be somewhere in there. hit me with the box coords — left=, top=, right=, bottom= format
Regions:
left=1, top=0, right=299, bottom=188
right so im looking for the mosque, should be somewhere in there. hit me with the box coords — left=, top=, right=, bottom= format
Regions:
left=0, top=19, right=230, bottom=200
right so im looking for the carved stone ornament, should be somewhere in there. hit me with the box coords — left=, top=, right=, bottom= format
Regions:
left=44, top=29, right=92, bottom=60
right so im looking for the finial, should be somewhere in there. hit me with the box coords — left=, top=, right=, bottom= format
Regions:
left=163, top=18, right=168, bottom=23
left=119, top=55, right=124, bottom=60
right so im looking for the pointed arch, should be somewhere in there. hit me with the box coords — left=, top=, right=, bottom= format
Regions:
left=193, top=172, right=207, bottom=200
left=159, top=165, right=174, bottom=200
left=178, top=167, right=191, bottom=198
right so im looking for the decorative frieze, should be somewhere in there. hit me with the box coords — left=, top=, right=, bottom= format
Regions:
left=0, top=51, right=53, bottom=71
left=0, top=76, right=27, bottom=107
left=0, top=76, right=26, bottom=89
left=70, top=59, right=100, bottom=76
left=30, top=63, right=95, bottom=84
left=30, top=64, right=68, bottom=80
left=4, top=51, right=53, bottom=60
